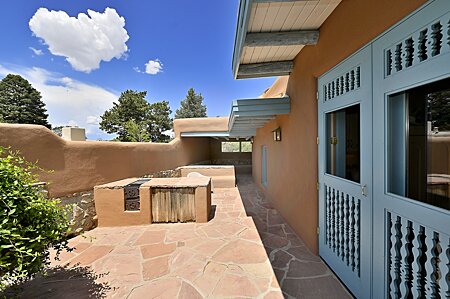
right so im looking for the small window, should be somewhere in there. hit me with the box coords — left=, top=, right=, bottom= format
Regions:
left=388, top=78, right=450, bottom=210
left=326, top=104, right=361, bottom=183
left=221, top=141, right=252, bottom=153
left=221, top=142, right=240, bottom=152
left=241, top=141, right=252, bottom=152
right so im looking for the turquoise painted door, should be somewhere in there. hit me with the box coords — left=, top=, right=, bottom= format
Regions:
left=262, top=145, right=267, bottom=186
left=318, top=45, right=372, bottom=298
left=318, top=1, right=450, bottom=298
left=372, top=1, right=450, bottom=297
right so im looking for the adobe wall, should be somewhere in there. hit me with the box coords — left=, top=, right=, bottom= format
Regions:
left=173, top=117, right=228, bottom=138
left=0, top=123, right=210, bottom=197
left=252, top=0, right=427, bottom=254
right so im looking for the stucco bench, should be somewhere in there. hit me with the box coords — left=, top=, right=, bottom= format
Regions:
left=177, top=165, right=236, bottom=188
left=94, top=177, right=211, bottom=227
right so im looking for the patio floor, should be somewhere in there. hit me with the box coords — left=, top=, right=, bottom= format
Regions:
left=12, top=174, right=351, bottom=298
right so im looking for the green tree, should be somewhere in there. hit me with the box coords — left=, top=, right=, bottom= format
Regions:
left=0, top=147, right=70, bottom=288
left=124, top=120, right=150, bottom=142
left=99, top=90, right=172, bottom=142
left=174, top=88, right=207, bottom=119
left=52, top=126, right=64, bottom=137
left=427, top=90, right=450, bottom=131
left=0, top=74, right=50, bottom=129
left=148, top=100, right=172, bottom=142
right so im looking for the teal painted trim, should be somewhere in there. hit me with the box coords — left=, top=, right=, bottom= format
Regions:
left=180, top=132, right=230, bottom=137
left=232, top=0, right=253, bottom=79
left=228, top=96, right=291, bottom=133
left=233, top=97, right=290, bottom=106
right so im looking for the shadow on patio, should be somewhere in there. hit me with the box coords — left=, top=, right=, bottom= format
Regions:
left=1, top=265, right=111, bottom=299
left=236, top=174, right=352, bottom=299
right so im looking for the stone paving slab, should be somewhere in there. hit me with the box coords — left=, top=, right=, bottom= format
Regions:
left=10, top=174, right=351, bottom=299
left=236, top=175, right=352, bottom=299
left=45, top=183, right=283, bottom=298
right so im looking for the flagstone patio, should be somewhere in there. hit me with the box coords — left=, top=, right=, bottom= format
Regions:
left=13, top=175, right=351, bottom=298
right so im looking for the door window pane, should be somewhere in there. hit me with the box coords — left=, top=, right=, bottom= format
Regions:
left=326, top=104, right=361, bottom=183
left=388, top=78, right=450, bottom=210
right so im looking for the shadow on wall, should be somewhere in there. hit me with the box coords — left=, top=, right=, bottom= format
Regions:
left=0, top=124, right=211, bottom=197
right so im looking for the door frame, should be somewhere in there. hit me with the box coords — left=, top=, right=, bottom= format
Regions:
left=318, top=45, right=373, bottom=298
left=371, top=0, right=450, bottom=297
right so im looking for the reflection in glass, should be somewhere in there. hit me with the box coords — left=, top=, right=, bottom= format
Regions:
left=388, top=78, right=450, bottom=210
left=326, top=104, right=360, bottom=183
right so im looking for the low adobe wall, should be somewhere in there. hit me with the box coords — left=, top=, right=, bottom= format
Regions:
left=0, top=123, right=211, bottom=197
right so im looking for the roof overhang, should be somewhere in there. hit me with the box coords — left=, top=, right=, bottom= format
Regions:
left=180, top=96, right=290, bottom=139
left=232, top=0, right=341, bottom=79
left=229, top=96, right=290, bottom=135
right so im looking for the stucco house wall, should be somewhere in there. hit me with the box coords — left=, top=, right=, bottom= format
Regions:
left=251, top=0, right=427, bottom=254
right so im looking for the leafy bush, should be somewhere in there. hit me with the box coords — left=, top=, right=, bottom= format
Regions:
left=0, top=147, right=70, bottom=289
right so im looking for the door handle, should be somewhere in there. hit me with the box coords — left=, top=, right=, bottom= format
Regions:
left=361, top=184, right=368, bottom=197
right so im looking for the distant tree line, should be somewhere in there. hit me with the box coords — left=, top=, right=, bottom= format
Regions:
left=0, top=73, right=208, bottom=143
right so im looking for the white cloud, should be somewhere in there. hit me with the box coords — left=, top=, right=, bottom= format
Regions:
left=67, top=120, right=78, bottom=127
left=29, top=47, right=44, bottom=56
left=29, top=7, right=129, bottom=73
left=86, top=115, right=100, bottom=125
left=145, top=59, right=163, bottom=75
left=0, top=64, right=118, bottom=140
left=133, top=66, right=142, bottom=73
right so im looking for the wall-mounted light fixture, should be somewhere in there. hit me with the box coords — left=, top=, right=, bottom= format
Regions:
left=273, top=127, right=281, bottom=142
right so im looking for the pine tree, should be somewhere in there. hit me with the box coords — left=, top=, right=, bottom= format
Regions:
left=174, top=88, right=207, bottom=119
left=0, top=74, right=50, bottom=128
left=99, top=90, right=172, bottom=142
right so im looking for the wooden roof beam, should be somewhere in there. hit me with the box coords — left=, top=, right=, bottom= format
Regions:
left=244, top=30, right=319, bottom=47
left=237, top=61, right=293, bottom=79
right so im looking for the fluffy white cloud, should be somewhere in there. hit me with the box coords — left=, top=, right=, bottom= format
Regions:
left=86, top=115, right=100, bottom=125
left=29, top=7, right=129, bottom=73
left=145, top=59, right=163, bottom=75
left=0, top=64, right=118, bottom=140
left=29, top=47, right=44, bottom=56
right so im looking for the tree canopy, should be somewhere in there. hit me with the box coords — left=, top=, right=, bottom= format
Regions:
left=99, top=90, right=172, bottom=142
left=174, top=88, right=207, bottom=119
left=0, top=74, right=50, bottom=128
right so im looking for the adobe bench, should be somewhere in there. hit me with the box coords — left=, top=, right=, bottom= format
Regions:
left=177, top=165, right=236, bottom=188
left=94, top=177, right=211, bottom=227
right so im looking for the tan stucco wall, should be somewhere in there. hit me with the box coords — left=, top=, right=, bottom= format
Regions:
left=252, top=0, right=427, bottom=254
left=0, top=123, right=210, bottom=197
left=173, top=117, right=228, bottom=138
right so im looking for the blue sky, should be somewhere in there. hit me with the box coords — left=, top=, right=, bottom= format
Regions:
left=0, top=0, right=275, bottom=139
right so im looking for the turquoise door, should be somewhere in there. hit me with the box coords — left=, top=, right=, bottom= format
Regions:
left=372, top=1, right=450, bottom=297
left=262, top=145, right=267, bottom=186
left=318, top=1, right=450, bottom=298
left=318, top=45, right=372, bottom=298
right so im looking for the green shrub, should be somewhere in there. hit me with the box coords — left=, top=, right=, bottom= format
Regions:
left=0, top=147, right=70, bottom=289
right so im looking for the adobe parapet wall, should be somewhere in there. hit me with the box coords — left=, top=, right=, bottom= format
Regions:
left=0, top=123, right=211, bottom=197
left=173, top=117, right=229, bottom=138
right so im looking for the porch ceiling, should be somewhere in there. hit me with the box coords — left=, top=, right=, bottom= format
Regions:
left=232, top=0, right=341, bottom=79
left=229, top=96, right=290, bottom=136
